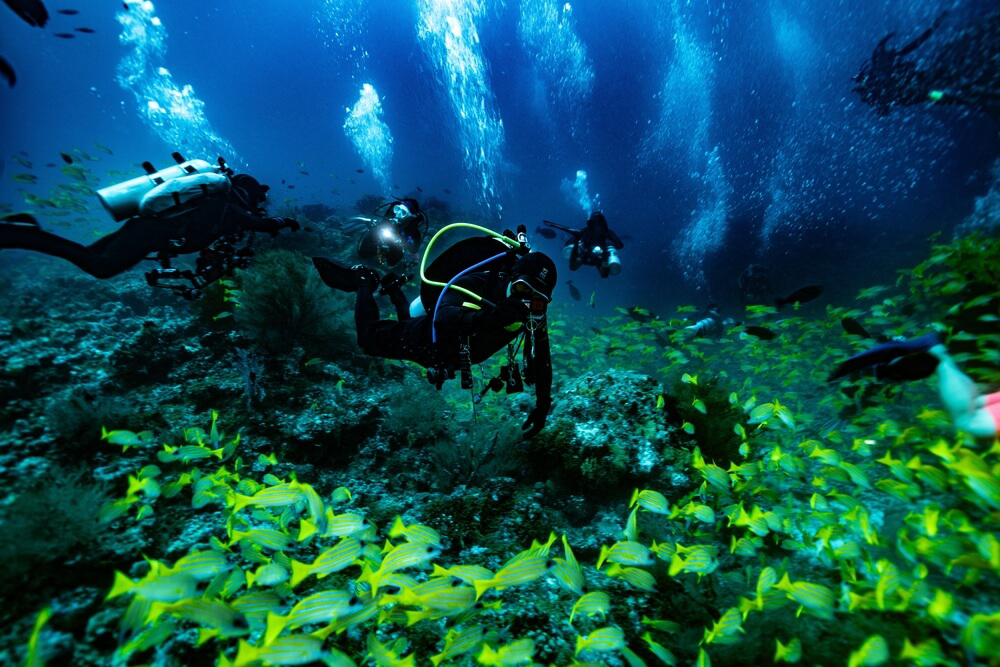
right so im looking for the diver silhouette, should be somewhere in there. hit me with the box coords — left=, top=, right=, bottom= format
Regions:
left=0, top=155, right=299, bottom=300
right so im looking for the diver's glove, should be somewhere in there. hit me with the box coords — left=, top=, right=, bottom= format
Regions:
left=274, top=217, right=301, bottom=232
left=522, top=397, right=551, bottom=438
left=479, top=298, right=529, bottom=329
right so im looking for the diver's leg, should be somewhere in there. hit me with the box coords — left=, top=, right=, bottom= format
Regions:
left=355, top=273, right=383, bottom=351
left=0, top=222, right=158, bottom=278
left=568, top=243, right=582, bottom=270
left=928, top=344, right=997, bottom=439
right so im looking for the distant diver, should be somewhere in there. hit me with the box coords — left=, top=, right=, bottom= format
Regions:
left=829, top=333, right=998, bottom=441
left=0, top=153, right=300, bottom=300
left=3, top=0, right=49, bottom=27
left=313, top=225, right=556, bottom=437
left=544, top=211, right=624, bottom=278
left=853, top=11, right=1000, bottom=120
left=738, top=264, right=773, bottom=305
left=684, top=305, right=733, bottom=339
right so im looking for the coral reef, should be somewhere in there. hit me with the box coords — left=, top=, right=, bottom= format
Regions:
left=232, top=248, right=355, bottom=357
left=0, top=233, right=998, bottom=667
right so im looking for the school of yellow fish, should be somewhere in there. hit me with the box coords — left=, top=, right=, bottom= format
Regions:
left=20, top=237, right=1000, bottom=665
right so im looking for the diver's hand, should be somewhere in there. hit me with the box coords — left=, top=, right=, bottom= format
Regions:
left=482, top=298, right=529, bottom=329
left=521, top=398, right=551, bottom=438
left=276, top=217, right=301, bottom=232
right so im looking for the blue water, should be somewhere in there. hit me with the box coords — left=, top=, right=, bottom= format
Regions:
left=1, top=0, right=997, bottom=312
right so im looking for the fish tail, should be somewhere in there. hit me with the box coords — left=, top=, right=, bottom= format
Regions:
left=107, top=570, right=134, bottom=600
left=263, top=611, right=288, bottom=645
left=473, top=578, right=494, bottom=600
left=289, top=559, right=313, bottom=588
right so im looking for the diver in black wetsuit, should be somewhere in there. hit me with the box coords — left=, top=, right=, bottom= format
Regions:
left=853, top=11, right=1000, bottom=120
left=548, top=211, right=624, bottom=278
left=0, top=169, right=299, bottom=299
left=357, top=197, right=428, bottom=269
left=313, top=248, right=556, bottom=437
left=739, top=264, right=774, bottom=306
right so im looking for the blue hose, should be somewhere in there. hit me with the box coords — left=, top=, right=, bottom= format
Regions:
left=431, top=251, right=507, bottom=344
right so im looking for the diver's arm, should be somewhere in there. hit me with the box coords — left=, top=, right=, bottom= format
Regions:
left=606, top=228, right=625, bottom=249
left=898, top=13, right=945, bottom=57
left=226, top=205, right=299, bottom=235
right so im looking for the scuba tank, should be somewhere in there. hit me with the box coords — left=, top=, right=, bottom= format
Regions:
left=603, top=246, right=621, bottom=275
left=96, top=153, right=225, bottom=221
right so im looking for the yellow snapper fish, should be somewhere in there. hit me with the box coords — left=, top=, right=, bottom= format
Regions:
left=640, top=632, right=676, bottom=666
left=551, top=535, right=585, bottom=595
left=473, top=555, right=553, bottom=599
left=668, top=544, right=719, bottom=579
left=397, top=576, right=476, bottom=613
left=847, top=634, right=889, bottom=667
left=431, top=563, right=494, bottom=585
left=147, top=598, right=249, bottom=636
left=228, top=527, right=295, bottom=552
left=227, top=635, right=326, bottom=667
left=691, top=448, right=732, bottom=493
left=367, top=632, right=416, bottom=667
left=477, top=638, right=535, bottom=667
left=773, top=573, right=836, bottom=619
left=701, top=607, right=743, bottom=645
left=596, top=540, right=654, bottom=569
left=630, top=488, right=670, bottom=514
left=264, top=590, right=362, bottom=644
left=164, top=550, right=231, bottom=581
left=107, top=570, right=198, bottom=603
left=605, top=563, right=657, bottom=592
left=289, top=536, right=365, bottom=587
left=774, top=637, right=802, bottom=663
left=389, top=515, right=443, bottom=547
left=570, top=591, right=611, bottom=623
left=575, top=626, right=625, bottom=656
left=246, top=562, right=289, bottom=589
left=367, top=542, right=441, bottom=592
left=431, top=625, right=485, bottom=667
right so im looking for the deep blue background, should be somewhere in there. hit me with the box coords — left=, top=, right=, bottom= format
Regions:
left=1, top=0, right=997, bottom=316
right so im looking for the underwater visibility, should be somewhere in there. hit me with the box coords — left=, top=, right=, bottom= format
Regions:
left=2, top=0, right=1000, bottom=666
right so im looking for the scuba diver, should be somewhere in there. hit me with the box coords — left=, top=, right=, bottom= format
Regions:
left=829, top=333, right=998, bottom=441
left=0, top=153, right=299, bottom=300
left=684, top=305, right=735, bottom=339
left=354, top=197, right=429, bottom=270
left=738, top=264, right=774, bottom=305
left=543, top=211, right=624, bottom=278
left=853, top=11, right=1000, bottom=120
left=313, top=224, right=555, bottom=438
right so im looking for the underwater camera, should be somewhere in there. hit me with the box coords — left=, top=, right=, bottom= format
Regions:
left=358, top=221, right=406, bottom=267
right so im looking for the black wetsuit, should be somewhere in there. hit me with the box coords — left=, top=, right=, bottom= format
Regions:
left=567, top=216, right=624, bottom=276
left=855, top=11, right=1000, bottom=119
left=354, top=270, right=552, bottom=403
left=0, top=190, right=289, bottom=279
